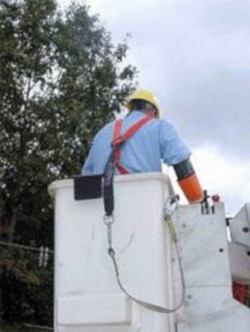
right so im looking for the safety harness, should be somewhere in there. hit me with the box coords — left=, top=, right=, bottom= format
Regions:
left=103, top=115, right=152, bottom=217
left=112, top=115, right=152, bottom=174
left=102, top=114, right=185, bottom=314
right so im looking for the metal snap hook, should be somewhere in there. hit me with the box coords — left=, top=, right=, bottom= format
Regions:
left=164, top=195, right=179, bottom=216
left=103, top=214, right=115, bottom=226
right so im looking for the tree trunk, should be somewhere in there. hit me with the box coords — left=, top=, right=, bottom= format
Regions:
left=7, top=209, right=17, bottom=244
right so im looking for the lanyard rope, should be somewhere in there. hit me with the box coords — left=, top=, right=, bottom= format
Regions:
left=103, top=212, right=185, bottom=314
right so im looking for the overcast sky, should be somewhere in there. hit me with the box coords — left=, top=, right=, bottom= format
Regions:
left=60, top=0, right=250, bottom=214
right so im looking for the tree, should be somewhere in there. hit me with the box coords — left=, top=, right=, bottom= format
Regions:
left=0, top=0, right=136, bottom=325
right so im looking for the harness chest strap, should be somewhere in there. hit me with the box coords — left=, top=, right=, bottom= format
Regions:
left=113, top=115, right=152, bottom=174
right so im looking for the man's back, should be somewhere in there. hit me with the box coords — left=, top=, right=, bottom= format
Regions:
left=82, top=110, right=190, bottom=175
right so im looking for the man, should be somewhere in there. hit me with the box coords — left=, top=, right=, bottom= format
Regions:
left=82, top=89, right=203, bottom=203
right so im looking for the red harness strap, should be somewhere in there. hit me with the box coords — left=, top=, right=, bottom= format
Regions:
left=112, top=115, right=152, bottom=174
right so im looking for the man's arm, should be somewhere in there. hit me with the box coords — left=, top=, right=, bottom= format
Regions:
left=159, top=120, right=203, bottom=203
left=173, top=158, right=204, bottom=203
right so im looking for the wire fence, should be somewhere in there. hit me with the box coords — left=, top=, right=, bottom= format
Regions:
left=0, top=241, right=54, bottom=330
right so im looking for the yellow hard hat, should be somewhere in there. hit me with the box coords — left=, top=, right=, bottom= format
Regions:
left=127, top=89, right=160, bottom=117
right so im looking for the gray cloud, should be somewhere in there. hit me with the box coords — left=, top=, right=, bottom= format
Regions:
left=161, top=1, right=250, bottom=159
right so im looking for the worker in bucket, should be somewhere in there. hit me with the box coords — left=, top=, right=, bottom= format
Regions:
left=82, top=89, right=203, bottom=203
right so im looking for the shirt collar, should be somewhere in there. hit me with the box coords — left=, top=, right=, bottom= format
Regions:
left=127, top=110, right=145, bottom=117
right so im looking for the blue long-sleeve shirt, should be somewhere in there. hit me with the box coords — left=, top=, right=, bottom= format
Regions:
left=82, top=110, right=191, bottom=175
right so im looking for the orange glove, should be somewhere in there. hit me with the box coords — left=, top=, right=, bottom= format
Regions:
left=178, top=173, right=204, bottom=203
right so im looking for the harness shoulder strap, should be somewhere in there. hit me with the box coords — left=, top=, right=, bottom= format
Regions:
left=113, top=119, right=122, bottom=164
left=123, top=115, right=152, bottom=140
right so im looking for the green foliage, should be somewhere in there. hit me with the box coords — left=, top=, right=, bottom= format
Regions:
left=1, top=246, right=53, bottom=325
left=0, top=0, right=136, bottom=325
left=1, top=247, right=40, bottom=285
left=0, top=0, right=136, bottom=243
